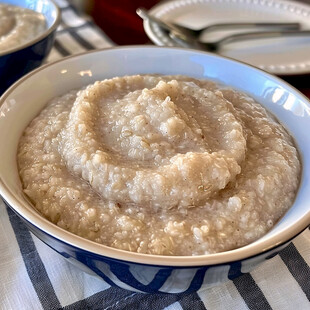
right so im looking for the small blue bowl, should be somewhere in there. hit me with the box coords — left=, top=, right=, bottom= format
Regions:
left=0, top=47, right=309, bottom=293
left=0, top=0, right=60, bottom=94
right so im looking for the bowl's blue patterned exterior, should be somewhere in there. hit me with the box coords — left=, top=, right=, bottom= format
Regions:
left=0, top=0, right=60, bottom=94
left=5, top=201, right=293, bottom=293
left=0, top=47, right=309, bottom=293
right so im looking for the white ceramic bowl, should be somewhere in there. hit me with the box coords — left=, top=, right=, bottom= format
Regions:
left=0, top=46, right=309, bottom=293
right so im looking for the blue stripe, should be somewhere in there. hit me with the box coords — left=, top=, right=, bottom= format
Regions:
left=108, top=289, right=207, bottom=309
left=7, top=207, right=62, bottom=310
left=68, top=31, right=96, bottom=50
left=63, top=287, right=207, bottom=310
left=280, top=242, right=310, bottom=300
left=178, top=292, right=206, bottom=310
left=109, top=262, right=173, bottom=293
left=75, top=254, right=118, bottom=287
left=56, top=21, right=116, bottom=45
left=183, top=267, right=206, bottom=293
left=62, top=287, right=135, bottom=310
left=54, top=38, right=71, bottom=56
left=233, top=273, right=272, bottom=310
left=228, top=261, right=243, bottom=280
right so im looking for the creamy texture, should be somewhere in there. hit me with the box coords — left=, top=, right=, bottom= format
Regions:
left=0, top=4, right=46, bottom=52
left=17, top=75, right=301, bottom=256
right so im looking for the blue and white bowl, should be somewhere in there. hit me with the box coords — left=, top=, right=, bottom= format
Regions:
left=0, top=0, right=60, bottom=94
left=0, top=46, right=309, bottom=293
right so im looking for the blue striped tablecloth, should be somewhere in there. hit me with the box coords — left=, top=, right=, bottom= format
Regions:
left=0, top=1, right=309, bottom=309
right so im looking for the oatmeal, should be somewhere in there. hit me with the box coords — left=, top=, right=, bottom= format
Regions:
left=0, top=4, right=46, bottom=53
left=17, top=75, right=301, bottom=256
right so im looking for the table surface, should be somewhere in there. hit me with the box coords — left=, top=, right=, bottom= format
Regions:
left=0, top=1, right=309, bottom=309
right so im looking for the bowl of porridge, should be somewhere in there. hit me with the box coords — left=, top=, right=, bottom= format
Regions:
left=0, top=46, right=309, bottom=293
left=0, top=0, right=60, bottom=94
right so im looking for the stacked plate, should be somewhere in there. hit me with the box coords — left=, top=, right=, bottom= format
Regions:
left=142, top=0, right=310, bottom=75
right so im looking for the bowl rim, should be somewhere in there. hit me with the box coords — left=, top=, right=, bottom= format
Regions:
left=0, top=45, right=309, bottom=267
left=0, top=0, right=61, bottom=57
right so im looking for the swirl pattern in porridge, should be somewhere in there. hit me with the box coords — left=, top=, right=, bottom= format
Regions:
left=17, top=75, right=300, bottom=256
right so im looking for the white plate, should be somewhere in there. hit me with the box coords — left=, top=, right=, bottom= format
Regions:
left=144, top=0, right=310, bottom=75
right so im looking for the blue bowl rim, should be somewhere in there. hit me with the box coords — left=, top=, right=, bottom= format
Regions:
left=0, top=45, right=309, bottom=267
left=0, top=0, right=61, bottom=57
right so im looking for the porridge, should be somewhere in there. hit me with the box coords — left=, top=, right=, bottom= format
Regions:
left=0, top=3, right=46, bottom=53
left=17, top=75, right=301, bottom=256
